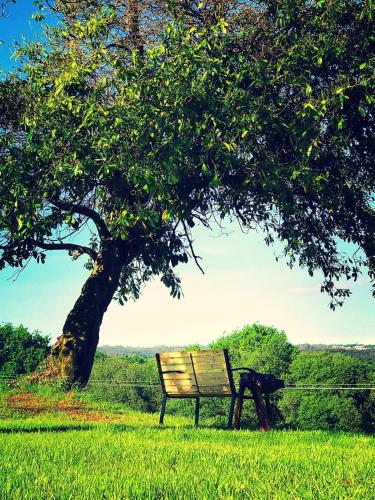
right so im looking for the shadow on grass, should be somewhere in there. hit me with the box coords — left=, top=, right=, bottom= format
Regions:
left=0, top=421, right=228, bottom=434
left=0, top=424, right=96, bottom=434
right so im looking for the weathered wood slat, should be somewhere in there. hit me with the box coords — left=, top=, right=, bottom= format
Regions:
left=162, top=373, right=195, bottom=381
left=165, top=384, right=198, bottom=393
left=160, top=358, right=193, bottom=365
left=160, top=351, right=224, bottom=361
left=164, top=381, right=231, bottom=389
left=167, top=393, right=199, bottom=396
left=166, top=392, right=199, bottom=396
left=160, top=363, right=194, bottom=371
left=160, top=355, right=192, bottom=363
left=159, top=351, right=191, bottom=359
left=160, top=349, right=223, bottom=358
left=192, top=361, right=227, bottom=370
left=164, top=381, right=198, bottom=388
left=160, top=360, right=192, bottom=366
left=199, top=386, right=231, bottom=390
left=192, top=350, right=225, bottom=358
left=196, top=371, right=229, bottom=379
left=200, top=387, right=232, bottom=394
left=161, top=361, right=226, bottom=370
left=191, top=352, right=225, bottom=359
left=195, top=376, right=230, bottom=385
left=165, top=386, right=231, bottom=395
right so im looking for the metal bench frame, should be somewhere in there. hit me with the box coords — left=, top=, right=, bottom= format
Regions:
left=156, top=348, right=252, bottom=428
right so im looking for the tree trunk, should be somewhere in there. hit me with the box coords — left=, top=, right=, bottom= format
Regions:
left=49, top=240, right=125, bottom=387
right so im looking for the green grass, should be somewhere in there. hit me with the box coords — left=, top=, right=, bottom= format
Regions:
left=0, top=391, right=374, bottom=499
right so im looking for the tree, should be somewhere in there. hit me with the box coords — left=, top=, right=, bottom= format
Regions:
left=210, top=323, right=298, bottom=377
left=0, top=323, right=50, bottom=377
left=279, top=352, right=374, bottom=432
left=0, top=0, right=374, bottom=386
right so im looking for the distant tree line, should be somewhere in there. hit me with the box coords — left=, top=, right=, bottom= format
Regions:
left=298, top=344, right=375, bottom=362
left=90, top=324, right=375, bottom=433
left=98, top=342, right=375, bottom=362
left=1, top=322, right=373, bottom=432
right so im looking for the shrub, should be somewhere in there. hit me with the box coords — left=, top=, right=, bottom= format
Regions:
left=279, top=352, right=374, bottom=432
left=0, top=323, right=50, bottom=377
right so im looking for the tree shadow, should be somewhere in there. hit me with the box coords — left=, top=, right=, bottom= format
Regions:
left=0, top=424, right=95, bottom=434
left=0, top=420, right=246, bottom=434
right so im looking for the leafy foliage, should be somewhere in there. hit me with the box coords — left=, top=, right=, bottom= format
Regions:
left=0, top=0, right=374, bottom=382
left=1, top=0, right=374, bottom=307
left=210, top=323, right=298, bottom=377
left=88, top=354, right=161, bottom=411
left=0, top=323, right=50, bottom=377
left=279, top=352, right=375, bottom=432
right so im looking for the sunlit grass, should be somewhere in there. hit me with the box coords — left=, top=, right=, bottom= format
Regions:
left=0, top=400, right=374, bottom=499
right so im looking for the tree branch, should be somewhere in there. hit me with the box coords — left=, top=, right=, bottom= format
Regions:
left=29, top=238, right=97, bottom=260
left=182, top=220, right=205, bottom=274
left=49, top=199, right=111, bottom=240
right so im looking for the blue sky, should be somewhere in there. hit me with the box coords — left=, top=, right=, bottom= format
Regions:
left=0, top=3, right=374, bottom=346
left=0, top=0, right=45, bottom=73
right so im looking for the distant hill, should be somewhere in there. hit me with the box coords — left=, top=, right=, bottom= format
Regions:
left=98, top=343, right=374, bottom=361
left=297, top=344, right=375, bottom=362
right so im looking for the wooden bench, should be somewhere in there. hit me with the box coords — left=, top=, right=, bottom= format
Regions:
left=156, top=348, right=252, bottom=428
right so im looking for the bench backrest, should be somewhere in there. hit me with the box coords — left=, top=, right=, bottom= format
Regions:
left=156, top=349, right=235, bottom=397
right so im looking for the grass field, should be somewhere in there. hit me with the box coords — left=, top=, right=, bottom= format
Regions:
left=0, top=389, right=374, bottom=499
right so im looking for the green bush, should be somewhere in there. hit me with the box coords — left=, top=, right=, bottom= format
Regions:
left=85, top=354, right=161, bottom=412
left=210, top=323, right=299, bottom=377
left=279, top=352, right=374, bottom=432
left=79, top=326, right=374, bottom=432
left=0, top=323, right=50, bottom=377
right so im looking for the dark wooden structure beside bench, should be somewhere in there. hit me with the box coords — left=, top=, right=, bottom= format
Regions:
left=155, top=348, right=253, bottom=428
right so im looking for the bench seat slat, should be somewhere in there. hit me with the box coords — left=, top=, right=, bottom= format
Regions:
left=165, top=385, right=232, bottom=393
left=167, top=389, right=200, bottom=397
left=159, top=356, right=193, bottom=363
left=160, top=361, right=226, bottom=371
left=160, top=350, right=224, bottom=358
left=160, top=354, right=225, bottom=362
left=162, top=373, right=195, bottom=381
left=164, top=381, right=198, bottom=388
left=196, top=376, right=230, bottom=385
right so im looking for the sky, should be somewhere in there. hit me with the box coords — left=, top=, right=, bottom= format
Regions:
left=0, top=2, right=374, bottom=347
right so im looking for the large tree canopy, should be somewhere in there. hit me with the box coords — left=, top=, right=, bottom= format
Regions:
left=0, top=0, right=374, bottom=385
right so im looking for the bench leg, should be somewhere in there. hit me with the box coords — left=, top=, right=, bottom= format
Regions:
left=195, top=397, right=200, bottom=427
left=265, top=394, right=272, bottom=426
left=228, top=395, right=236, bottom=429
left=252, top=388, right=271, bottom=432
left=159, top=394, right=167, bottom=425
left=234, top=385, right=245, bottom=430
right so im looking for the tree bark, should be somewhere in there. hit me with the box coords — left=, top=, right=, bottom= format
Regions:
left=49, top=239, right=125, bottom=387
